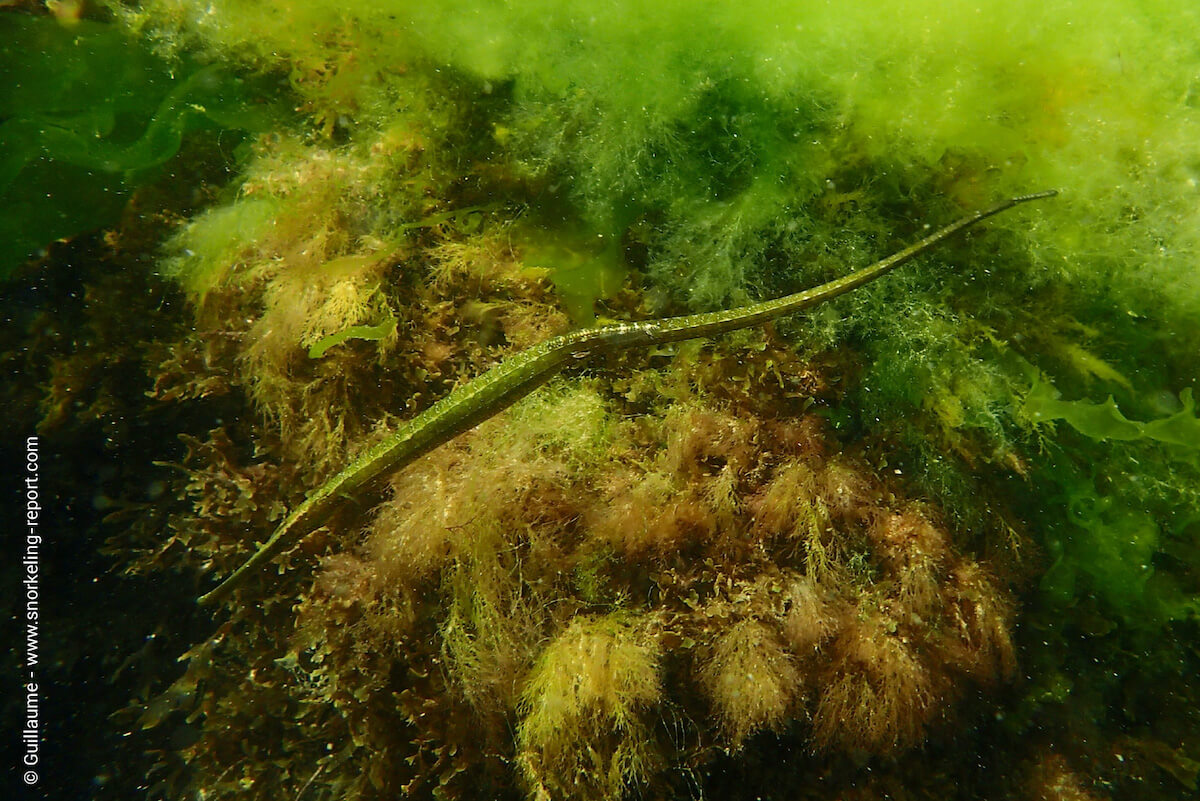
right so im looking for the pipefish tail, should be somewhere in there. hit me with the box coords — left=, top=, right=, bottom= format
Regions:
left=197, top=190, right=1057, bottom=607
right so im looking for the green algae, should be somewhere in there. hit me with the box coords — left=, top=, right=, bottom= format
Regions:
left=0, top=14, right=283, bottom=278
left=1019, top=379, right=1199, bottom=624
left=307, top=317, right=397, bottom=359
left=1025, top=381, right=1200, bottom=448
left=515, top=224, right=627, bottom=325
left=160, top=196, right=280, bottom=297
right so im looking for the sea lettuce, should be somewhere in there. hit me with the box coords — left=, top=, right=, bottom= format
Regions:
left=1024, top=380, right=1199, bottom=452
left=307, top=317, right=397, bottom=359
left=1023, top=379, right=1199, bottom=623
left=0, top=14, right=282, bottom=278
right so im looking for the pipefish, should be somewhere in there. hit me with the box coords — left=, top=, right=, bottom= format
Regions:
left=198, top=190, right=1056, bottom=607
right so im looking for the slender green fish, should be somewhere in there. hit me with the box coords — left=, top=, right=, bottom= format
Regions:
left=198, top=190, right=1056, bottom=607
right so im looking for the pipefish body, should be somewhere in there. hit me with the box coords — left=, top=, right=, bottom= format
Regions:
left=197, top=190, right=1056, bottom=607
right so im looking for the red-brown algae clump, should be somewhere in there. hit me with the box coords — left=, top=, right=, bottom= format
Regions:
left=266, top=330, right=1019, bottom=798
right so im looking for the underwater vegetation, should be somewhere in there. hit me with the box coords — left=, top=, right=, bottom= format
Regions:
left=197, top=192, right=1053, bottom=609
left=0, top=13, right=285, bottom=278
left=6, top=0, right=1199, bottom=799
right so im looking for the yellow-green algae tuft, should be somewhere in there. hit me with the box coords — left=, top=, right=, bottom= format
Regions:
left=516, top=615, right=664, bottom=800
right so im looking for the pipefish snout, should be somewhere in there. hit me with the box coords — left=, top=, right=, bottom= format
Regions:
left=197, top=190, right=1057, bottom=607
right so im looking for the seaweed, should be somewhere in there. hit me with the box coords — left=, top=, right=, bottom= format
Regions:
left=308, top=317, right=397, bottom=359
left=0, top=14, right=284, bottom=277
left=1025, top=380, right=1200, bottom=449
